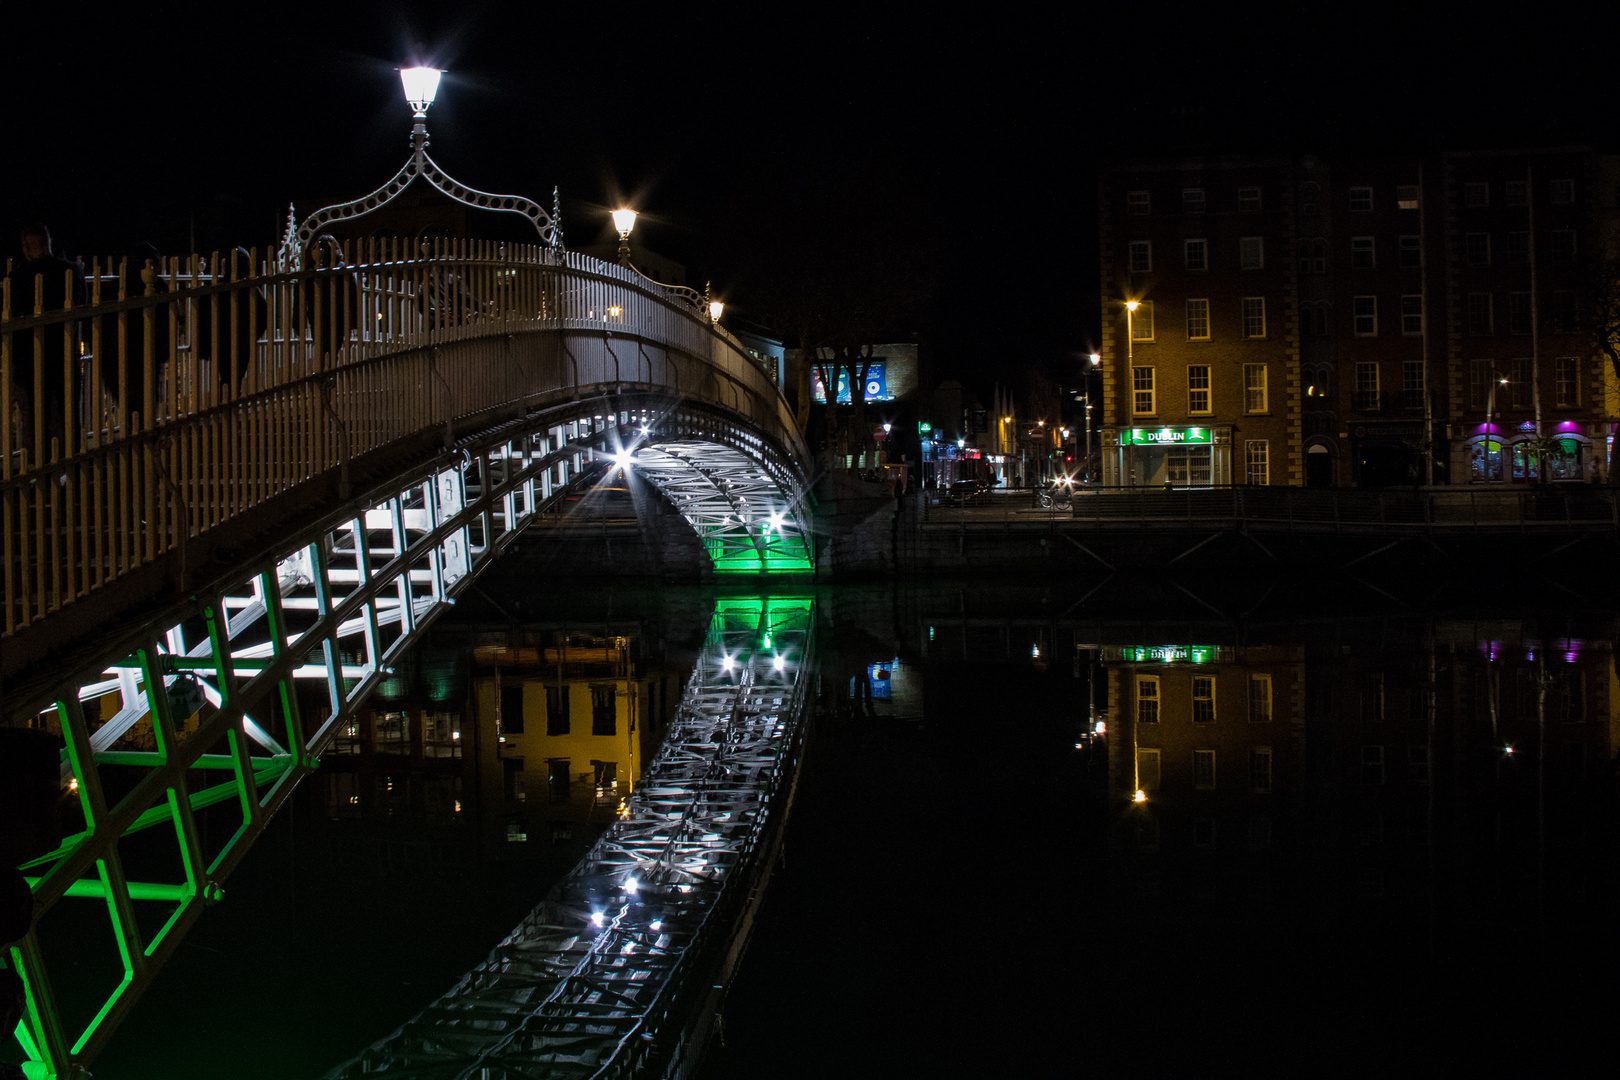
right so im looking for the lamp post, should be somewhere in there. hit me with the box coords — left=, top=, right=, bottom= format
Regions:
left=1486, top=372, right=1509, bottom=479
left=1124, top=300, right=1140, bottom=361
left=612, top=208, right=637, bottom=267
left=1085, top=352, right=1100, bottom=482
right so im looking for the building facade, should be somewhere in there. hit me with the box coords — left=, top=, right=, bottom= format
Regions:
left=1099, top=149, right=1618, bottom=488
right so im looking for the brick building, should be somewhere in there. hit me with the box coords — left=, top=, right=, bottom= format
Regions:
left=1098, top=148, right=1618, bottom=488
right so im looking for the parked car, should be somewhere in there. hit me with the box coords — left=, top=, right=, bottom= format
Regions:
left=943, top=480, right=989, bottom=506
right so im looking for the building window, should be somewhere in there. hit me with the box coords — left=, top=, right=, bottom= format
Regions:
left=1467, top=293, right=1493, bottom=334
left=1464, top=182, right=1489, bottom=208
left=1299, top=182, right=1320, bottom=215
left=1349, top=186, right=1373, bottom=211
left=1509, top=292, right=1531, bottom=334
left=1130, top=300, right=1155, bottom=341
left=1245, top=440, right=1269, bottom=485
left=1186, top=298, right=1210, bottom=340
left=1555, top=356, right=1580, bottom=407
left=500, top=685, right=524, bottom=734
left=1361, top=745, right=1385, bottom=785
left=1132, top=366, right=1155, bottom=415
left=590, top=684, right=616, bottom=736
left=1401, top=294, right=1423, bottom=336
left=1193, top=749, right=1217, bottom=790
left=1361, top=674, right=1385, bottom=722
left=1187, top=365, right=1211, bottom=412
left=1469, top=360, right=1497, bottom=411
left=1183, top=187, right=1206, bottom=213
left=1506, top=231, right=1529, bottom=264
left=1350, top=236, right=1376, bottom=269
left=1241, top=296, right=1266, bottom=338
left=1353, top=295, right=1377, bottom=336
left=1396, top=184, right=1420, bottom=209
left=546, top=685, right=570, bottom=735
left=1127, top=190, right=1150, bottom=215
left=1505, top=180, right=1528, bottom=207
left=1465, top=232, right=1491, bottom=266
left=1511, top=358, right=1532, bottom=408
left=1470, top=436, right=1504, bottom=482
left=1303, top=302, right=1329, bottom=338
left=1398, top=235, right=1422, bottom=269
left=1550, top=230, right=1576, bottom=263
left=1408, top=746, right=1430, bottom=785
left=548, top=758, right=572, bottom=803
left=1548, top=290, right=1575, bottom=334
left=1244, top=363, right=1268, bottom=412
left=1300, top=237, right=1327, bottom=274
left=1249, top=675, right=1272, bottom=722
left=1402, top=360, right=1425, bottom=410
left=1238, top=186, right=1262, bottom=211
left=1137, top=748, right=1161, bottom=792
left=1193, top=676, right=1216, bottom=722
left=1167, top=445, right=1212, bottom=485
left=1185, top=238, right=1208, bottom=271
left=1551, top=178, right=1575, bottom=204
left=1356, top=362, right=1381, bottom=411
left=1240, top=236, right=1264, bottom=270
left=1128, top=240, right=1153, bottom=273
left=1250, top=747, right=1274, bottom=793
left=1137, top=676, right=1160, bottom=724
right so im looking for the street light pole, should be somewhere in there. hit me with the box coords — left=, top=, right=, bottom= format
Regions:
left=1086, top=352, right=1100, bottom=482
left=1125, top=300, right=1139, bottom=361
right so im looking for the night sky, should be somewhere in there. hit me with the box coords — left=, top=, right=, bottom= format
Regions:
left=3, top=3, right=1611, bottom=384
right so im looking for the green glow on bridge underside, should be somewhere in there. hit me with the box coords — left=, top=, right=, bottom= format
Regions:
left=706, top=531, right=814, bottom=574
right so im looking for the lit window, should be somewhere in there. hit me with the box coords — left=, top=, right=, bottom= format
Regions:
left=1132, top=366, right=1155, bottom=415
left=1194, top=749, right=1217, bottom=790
left=1464, top=182, right=1489, bottom=208
left=1245, top=440, right=1269, bottom=485
left=1401, top=295, right=1423, bottom=336
left=1193, top=676, right=1216, bottom=723
left=1244, top=364, right=1268, bottom=412
left=1186, top=299, right=1210, bottom=341
left=1185, top=238, right=1208, bottom=271
left=1187, top=365, right=1211, bottom=413
left=1241, top=296, right=1266, bottom=338
left=1353, top=295, right=1377, bottom=336
left=1137, top=676, right=1160, bottom=724
left=1396, top=185, right=1420, bottom=209
left=1240, top=236, right=1264, bottom=270
left=1351, top=236, right=1375, bottom=269
left=1349, top=186, right=1373, bottom=212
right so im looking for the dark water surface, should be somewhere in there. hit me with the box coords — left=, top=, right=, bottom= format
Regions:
left=69, top=574, right=1620, bottom=1077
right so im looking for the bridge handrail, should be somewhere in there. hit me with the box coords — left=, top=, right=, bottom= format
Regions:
left=0, top=239, right=803, bottom=638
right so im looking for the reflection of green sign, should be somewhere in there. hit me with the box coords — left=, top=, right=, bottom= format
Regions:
left=1122, top=427, right=1211, bottom=446
left=1123, top=646, right=1215, bottom=664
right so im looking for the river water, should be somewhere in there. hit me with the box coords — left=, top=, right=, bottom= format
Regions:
left=76, top=573, right=1620, bottom=1077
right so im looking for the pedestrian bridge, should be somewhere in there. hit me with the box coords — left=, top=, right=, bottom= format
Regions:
left=1, top=236, right=814, bottom=1078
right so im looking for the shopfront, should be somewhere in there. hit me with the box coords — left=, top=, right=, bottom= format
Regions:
left=1100, top=426, right=1232, bottom=488
left=1463, top=423, right=1596, bottom=484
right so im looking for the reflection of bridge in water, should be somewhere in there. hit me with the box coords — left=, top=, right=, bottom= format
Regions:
left=2, top=82, right=818, bottom=1078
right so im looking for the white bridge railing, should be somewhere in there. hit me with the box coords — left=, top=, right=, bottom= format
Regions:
left=0, top=241, right=800, bottom=639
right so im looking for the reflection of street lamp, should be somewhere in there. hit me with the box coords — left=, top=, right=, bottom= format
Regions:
left=1125, top=300, right=1140, bottom=360
left=612, top=208, right=638, bottom=267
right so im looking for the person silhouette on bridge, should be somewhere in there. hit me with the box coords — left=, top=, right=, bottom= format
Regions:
left=6, top=223, right=86, bottom=461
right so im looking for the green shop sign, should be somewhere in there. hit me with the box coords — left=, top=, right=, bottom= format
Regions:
left=1121, top=426, right=1211, bottom=445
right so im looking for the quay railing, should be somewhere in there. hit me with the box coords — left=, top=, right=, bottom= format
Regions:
left=0, top=241, right=800, bottom=640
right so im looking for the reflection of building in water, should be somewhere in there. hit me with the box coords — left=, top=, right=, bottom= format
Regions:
left=318, top=624, right=679, bottom=862
left=1106, top=643, right=1306, bottom=873
left=471, top=629, right=676, bottom=858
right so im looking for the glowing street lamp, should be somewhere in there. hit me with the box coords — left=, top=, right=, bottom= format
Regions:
left=708, top=298, right=725, bottom=324
left=399, top=66, right=442, bottom=119
left=612, top=208, right=637, bottom=267
left=1124, top=300, right=1140, bottom=360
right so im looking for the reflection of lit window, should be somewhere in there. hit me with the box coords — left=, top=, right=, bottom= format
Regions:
left=1192, top=677, right=1216, bottom=723
left=1251, top=747, right=1273, bottom=793
left=1249, top=675, right=1272, bottom=723
left=1193, top=749, right=1216, bottom=789
left=1137, top=677, right=1160, bottom=724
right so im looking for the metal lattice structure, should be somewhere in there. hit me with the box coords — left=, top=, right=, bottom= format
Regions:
left=323, top=596, right=814, bottom=1080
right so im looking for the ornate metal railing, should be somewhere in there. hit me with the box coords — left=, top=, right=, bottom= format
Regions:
left=0, top=242, right=802, bottom=640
